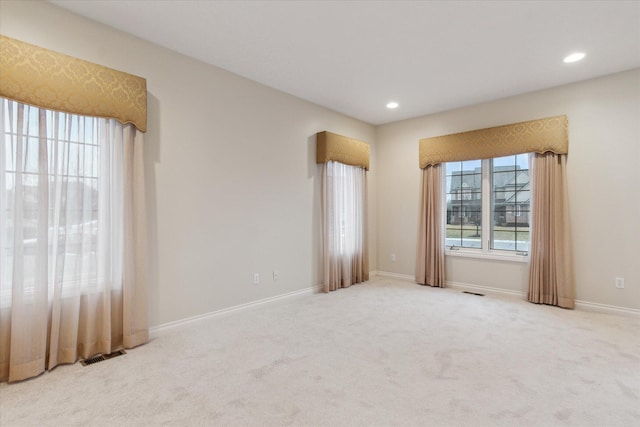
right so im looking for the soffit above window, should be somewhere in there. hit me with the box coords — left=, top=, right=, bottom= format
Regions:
left=0, top=35, right=147, bottom=132
left=316, top=131, right=370, bottom=170
left=419, top=115, right=568, bottom=168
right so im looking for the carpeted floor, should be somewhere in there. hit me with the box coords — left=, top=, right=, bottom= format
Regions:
left=1, top=277, right=639, bottom=426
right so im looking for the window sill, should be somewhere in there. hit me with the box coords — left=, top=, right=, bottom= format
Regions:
left=445, top=248, right=529, bottom=263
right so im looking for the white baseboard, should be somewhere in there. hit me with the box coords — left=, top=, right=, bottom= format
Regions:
left=374, top=271, right=414, bottom=282
left=376, top=271, right=640, bottom=318
left=574, top=300, right=640, bottom=318
left=446, top=280, right=525, bottom=298
left=150, top=284, right=322, bottom=337
left=375, top=272, right=525, bottom=299
left=374, top=272, right=524, bottom=298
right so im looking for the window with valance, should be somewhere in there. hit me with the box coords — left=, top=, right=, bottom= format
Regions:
left=416, top=115, right=575, bottom=308
left=316, top=131, right=369, bottom=292
left=0, top=35, right=148, bottom=382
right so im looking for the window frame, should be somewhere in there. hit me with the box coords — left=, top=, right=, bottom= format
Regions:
left=444, top=157, right=530, bottom=263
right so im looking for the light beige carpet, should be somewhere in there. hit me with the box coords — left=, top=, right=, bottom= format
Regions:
left=1, top=277, right=639, bottom=426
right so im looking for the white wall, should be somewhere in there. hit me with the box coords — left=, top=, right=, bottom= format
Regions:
left=377, top=69, right=640, bottom=310
left=0, top=1, right=377, bottom=327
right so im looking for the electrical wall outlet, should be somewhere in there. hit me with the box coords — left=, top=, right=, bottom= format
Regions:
left=273, top=270, right=279, bottom=281
left=615, top=277, right=624, bottom=289
left=253, top=273, right=260, bottom=285
left=391, top=254, right=397, bottom=262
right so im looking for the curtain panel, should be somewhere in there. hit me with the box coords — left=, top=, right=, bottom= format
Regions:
left=415, top=164, right=445, bottom=287
left=321, top=161, right=368, bottom=292
left=528, top=153, right=575, bottom=308
left=0, top=100, right=148, bottom=382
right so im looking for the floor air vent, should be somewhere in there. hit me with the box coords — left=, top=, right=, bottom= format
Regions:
left=81, top=349, right=126, bottom=366
left=462, top=291, right=485, bottom=297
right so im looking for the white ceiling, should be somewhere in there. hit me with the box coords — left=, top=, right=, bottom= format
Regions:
left=50, top=0, right=640, bottom=125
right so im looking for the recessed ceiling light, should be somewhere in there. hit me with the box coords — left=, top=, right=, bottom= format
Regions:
left=563, top=52, right=586, bottom=63
left=386, top=101, right=399, bottom=109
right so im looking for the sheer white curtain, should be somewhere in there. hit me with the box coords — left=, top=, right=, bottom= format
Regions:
left=0, top=99, right=147, bottom=382
left=321, top=160, right=368, bottom=292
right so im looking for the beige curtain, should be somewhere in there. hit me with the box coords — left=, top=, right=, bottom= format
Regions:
left=528, top=152, right=575, bottom=308
left=122, top=125, right=149, bottom=348
left=416, top=164, right=445, bottom=287
left=0, top=101, right=148, bottom=382
left=321, top=161, right=368, bottom=292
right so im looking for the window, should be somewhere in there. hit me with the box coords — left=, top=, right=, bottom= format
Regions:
left=445, top=160, right=482, bottom=248
left=491, top=154, right=530, bottom=252
left=1, top=100, right=121, bottom=301
left=325, top=161, right=366, bottom=257
left=445, top=154, right=530, bottom=256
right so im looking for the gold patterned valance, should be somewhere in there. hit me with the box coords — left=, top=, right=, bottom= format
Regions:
left=317, top=131, right=370, bottom=170
left=0, top=35, right=147, bottom=132
left=419, top=115, right=568, bottom=168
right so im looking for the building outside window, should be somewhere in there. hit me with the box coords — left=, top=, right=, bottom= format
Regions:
left=445, top=154, right=530, bottom=254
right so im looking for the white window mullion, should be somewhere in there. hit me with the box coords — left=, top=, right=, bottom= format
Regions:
left=481, top=159, right=491, bottom=254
